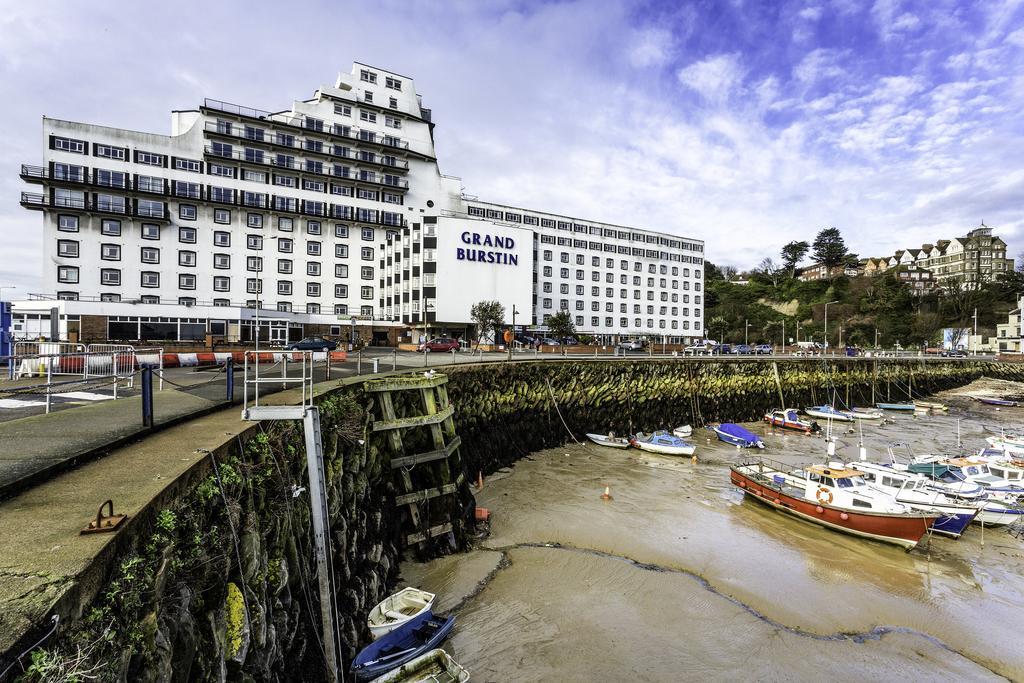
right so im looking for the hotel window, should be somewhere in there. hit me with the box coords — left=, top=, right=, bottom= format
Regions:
left=361, top=246, right=374, bottom=260
left=58, top=215, right=79, bottom=232
left=214, top=209, right=231, bottom=224
left=247, top=256, right=263, bottom=271
left=213, top=276, right=230, bottom=292
left=336, top=244, right=349, bottom=258
left=334, top=103, right=352, bottom=116
left=560, top=283, right=569, bottom=294
left=361, top=227, right=374, bottom=241
left=242, top=169, right=266, bottom=183
left=560, top=253, right=569, bottom=263
left=543, top=298, right=552, bottom=309
left=179, top=251, right=197, bottom=267
left=308, top=241, right=321, bottom=256
left=174, top=158, right=202, bottom=173
left=141, top=271, right=159, bottom=288
left=277, top=216, right=294, bottom=232
left=209, top=163, right=234, bottom=178
left=307, top=283, right=321, bottom=297
left=57, top=240, right=79, bottom=257
left=243, top=278, right=261, bottom=294
left=364, top=92, right=374, bottom=104
left=335, top=284, right=348, bottom=297
left=52, top=136, right=86, bottom=154
left=335, top=264, right=348, bottom=278
left=140, top=295, right=159, bottom=304
left=213, top=299, right=230, bottom=307
left=334, top=304, right=348, bottom=315
left=307, top=262, right=321, bottom=276
left=305, top=160, right=323, bottom=174
left=210, top=187, right=234, bottom=203
left=95, top=169, right=127, bottom=188
left=360, top=286, right=373, bottom=299
left=306, top=221, right=322, bottom=235
left=360, top=69, right=377, bottom=84
left=385, top=76, right=401, bottom=90
left=101, top=243, right=121, bottom=261
left=303, top=178, right=325, bottom=192
left=543, top=250, right=552, bottom=261
left=213, top=231, right=230, bottom=247
left=278, top=259, right=293, bottom=274
left=100, top=219, right=121, bottom=236
left=304, top=116, right=325, bottom=132
left=560, top=268, right=569, bottom=279
left=385, top=116, right=400, bottom=129
left=94, top=144, right=125, bottom=160
left=141, top=247, right=159, bottom=264
left=334, top=224, right=350, bottom=238
left=361, top=266, right=374, bottom=280
left=278, top=281, right=293, bottom=295
left=179, top=204, right=197, bottom=220
left=101, top=293, right=120, bottom=302
left=542, top=266, right=552, bottom=277
left=214, top=254, right=230, bottom=269
left=100, top=268, right=121, bottom=286
left=211, top=141, right=232, bottom=157
left=247, top=213, right=264, bottom=228
left=360, top=111, right=377, bottom=124
left=389, top=97, right=398, bottom=109
left=178, top=227, right=197, bottom=243
left=247, top=235, right=263, bottom=250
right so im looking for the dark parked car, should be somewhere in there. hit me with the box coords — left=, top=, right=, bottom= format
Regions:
left=754, top=344, right=773, bottom=354
left=418, top=337, right=460, bottom=352
left=732, top=344, right=753, bottom=355
left=941, top=348, right=967, bottom=358
left=286, top=336, right=338, bottom=351
left=716, top=344, right=733, bottom=355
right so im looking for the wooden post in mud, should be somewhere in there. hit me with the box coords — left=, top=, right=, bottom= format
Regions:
left=909, top=363, right=914, bottom=400
left=772, top=362, right=785, bottom=408
left=871, top=360, right=878, bottom=405
left=845, top=360, right=850, bottom=408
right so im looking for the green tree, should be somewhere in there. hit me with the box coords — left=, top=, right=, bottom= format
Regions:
left=546, top=310, right=576, bottom=341
left=781, top=240, right=810, bottom=278
left=811, top=227, right=847, bottom=272
left=470, top=300, right=505, bottom=345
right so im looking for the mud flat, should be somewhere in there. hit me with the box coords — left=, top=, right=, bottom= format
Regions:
left=403, top=383, right=1024, bottom=681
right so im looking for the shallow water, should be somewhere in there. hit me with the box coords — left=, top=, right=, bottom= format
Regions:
left=402, top=380, right=1024, bottom=681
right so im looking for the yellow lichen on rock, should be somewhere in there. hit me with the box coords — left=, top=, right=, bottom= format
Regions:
left=225, top=581, right=246, bottom=660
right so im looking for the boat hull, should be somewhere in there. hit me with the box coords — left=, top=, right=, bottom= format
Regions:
left=634, top=441, right=696, bottom=456
left=730, top=468, right=936, bottom=549
left=713, top=428, right=764, bottom=449
left=803, top=408, right=854, bottom=422
left=585, top=433, right=630, bottom=449
left=763, top=415, right=814, bottom=433
left=353, top=613, right=455, bottom=681
left=876, top=403, right=915, bottom=411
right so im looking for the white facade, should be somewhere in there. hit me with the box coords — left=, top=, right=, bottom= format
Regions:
left=21, top=62, right=704, bottom=343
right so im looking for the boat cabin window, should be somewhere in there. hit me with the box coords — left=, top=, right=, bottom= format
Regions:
left=835, top=477, right=855, bottom=488
left=851, top=499, right=872, bottom=508
left=881, top=476, right=901, bottom=488
left=861, top=472, right=876, bottom=481
left=820, top=476, right=835, bottom=487
left=807, top=472, right=819, bottom=482
left=965, top=466, right=981, bottom=476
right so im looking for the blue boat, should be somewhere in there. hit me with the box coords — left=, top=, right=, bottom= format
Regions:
left=876, top=402, right=915, bottom=411
left=351, top=611, right=455, bottom=682
left=711, top=423, right=765, bottom=449
left=976, top=397, right=1020, bottom=407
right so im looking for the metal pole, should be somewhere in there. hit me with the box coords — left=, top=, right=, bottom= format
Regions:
left=357, top=350, right=362, bottom=375
left=226, top=359, right=234, bottom=403
left=113, top=353, right=118, bottom=400
left=393, top=348, right=397, bottom=371
left=281, top=354, right=288, bottom=389
left=158, top=347, right=164, bottom=391
left=141, top=366, right=153, bottom=428
left=45, top=357, right=52, bottom=414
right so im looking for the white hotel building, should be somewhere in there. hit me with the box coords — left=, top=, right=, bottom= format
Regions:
left=17, top=62, right=704, bottom=345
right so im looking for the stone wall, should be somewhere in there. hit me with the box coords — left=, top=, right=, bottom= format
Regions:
left=15, top=358, right=1022, bottom=681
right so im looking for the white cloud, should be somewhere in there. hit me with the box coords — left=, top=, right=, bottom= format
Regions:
left=793, top=48, right=847, bottom=83
left=628, top=28, right=674, bottom=68
left=677, top=53, right=746, bottom=104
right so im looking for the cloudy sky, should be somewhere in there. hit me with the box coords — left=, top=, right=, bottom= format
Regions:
left=1, top=0, right=1022, bottom=294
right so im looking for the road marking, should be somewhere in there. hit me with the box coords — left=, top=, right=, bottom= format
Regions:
left=0, top=399, right=48, bottom=408
left=53, top=391, right=115, bottom=401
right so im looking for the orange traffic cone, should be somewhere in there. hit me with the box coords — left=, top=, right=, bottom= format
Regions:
left=601, top=486, right=613, bottom=501
left=476, top=471, right=484, bottom=490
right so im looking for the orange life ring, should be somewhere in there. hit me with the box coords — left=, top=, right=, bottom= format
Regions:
left=815, top=487, right=833, bottom=505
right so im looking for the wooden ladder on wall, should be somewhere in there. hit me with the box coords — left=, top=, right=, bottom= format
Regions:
left=366, top=373, right=465, bottom=548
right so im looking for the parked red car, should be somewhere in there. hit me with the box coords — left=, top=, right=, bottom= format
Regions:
left=417, top=337, right=460, bottom=352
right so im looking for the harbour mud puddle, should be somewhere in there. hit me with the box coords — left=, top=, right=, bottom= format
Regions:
left=402, top=382, right=1024, bottom=681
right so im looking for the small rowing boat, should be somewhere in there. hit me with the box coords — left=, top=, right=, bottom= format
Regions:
left=763, top=408, right=819, bottom=433
left=711, top=423, right=765, bottom=448
left=586, top=433, right=631, bottom=449
left=975, top=396, right=1020, bottom=407
left=672, top=424, right=693, bottom=438
left=914, top=400, right=948, bottom=412
left=803, top=405, right=854, bottom=422
left=367, top=588, right=435, bottom=640
left=876, top=402, right=915, bottom=412
left=369, top=649, right=470, bottom=682
left=352, top=612, right=456, bottom=681
left=631, top=431, right=696, bottom=456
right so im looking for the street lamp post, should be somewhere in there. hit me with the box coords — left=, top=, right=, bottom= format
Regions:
left=823, top=300, right=839, bottom=354
left=744, top=319, right=751, bottom=346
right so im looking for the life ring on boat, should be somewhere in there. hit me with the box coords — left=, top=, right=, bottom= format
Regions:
left=815, top=487, right=833, bottom=505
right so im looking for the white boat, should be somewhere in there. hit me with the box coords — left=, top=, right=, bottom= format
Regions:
left=850, top=407, right=885, bottom=420
left=586, top=433, right=631, bottom=449
left=985, top=434, right=1024, bottom=456
left=367, top=587, right=436, bottom=640
left=370, top=649, right=470, bottom=682
left=914, top=400, right=948, bottom=412
left=672, top=425, right=693, bottom=438
left=803, top=406, right=854, bottom=422
left=631, top=431, right=696, bottom=456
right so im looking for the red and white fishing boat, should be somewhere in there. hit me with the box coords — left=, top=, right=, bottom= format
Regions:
left=763, top=408, right=819, bottom=433
left=730, top=459, right=941, bottom=550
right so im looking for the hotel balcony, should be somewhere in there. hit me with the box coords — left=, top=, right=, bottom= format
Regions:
left=20, top=192, right=169, bottom=221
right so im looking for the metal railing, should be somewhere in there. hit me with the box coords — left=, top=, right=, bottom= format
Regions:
left=242, top=350, right=315, bottom=420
